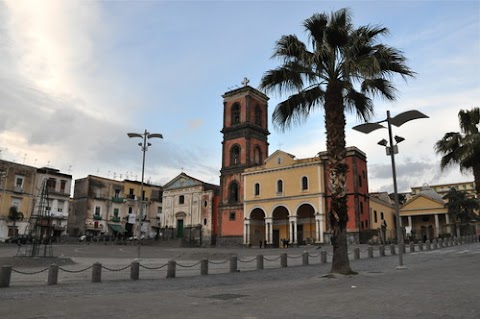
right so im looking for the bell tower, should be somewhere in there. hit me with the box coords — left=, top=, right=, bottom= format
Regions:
left=217, top=79, right=269, bottom=246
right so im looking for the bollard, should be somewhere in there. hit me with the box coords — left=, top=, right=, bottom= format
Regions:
left=256, top=255, right=264, bottom=270
left=302, top=252, right=309, bottom=266
left=401, top=243, right=406, bottom=254
left=320, top=251, right=327, bottom=263
left=426, top=240, right=431, bottom=250
left=200, top=259, right=208, bottom=276
left=379, top=246, right=385, bottom=256
left=130, top=261, right=139, bottom=281
left=229, top=257, right=238, bottom=273
left=0, top=265, right=12, bottom=288
left=353, top=248, right=360, bottom=260
left=92, top=262, right=102, bottom=283
left=368, top=247, right=373, bottom=258
left=409, top=242, right=415, bottom=253
left=418, top=241, right=424, bottom=251
left=280, top=253, right=287, bottom=268
left=389, top=244, right=396, bottom=255
left=166, top=260, right=176, bottom=278
left=47, top=264, right=59, bottom=286
left=432, top=240, right=438, bottom=249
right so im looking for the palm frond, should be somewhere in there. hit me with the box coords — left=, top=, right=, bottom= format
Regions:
left=344, top=87, right=374, bottom=122
left=272, top=86, right=324, bottom=131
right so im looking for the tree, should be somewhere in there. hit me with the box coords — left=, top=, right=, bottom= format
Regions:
left=8, top=206, right=24, bottom=237
left=435, top=108, right=480, bottom=197
left=443, top=187, right=479, bottom=236
left=260, top=8, right=414, bottom=274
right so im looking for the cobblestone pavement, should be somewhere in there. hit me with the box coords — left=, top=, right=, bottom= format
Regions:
left=1, top=242, right=479, bottom=319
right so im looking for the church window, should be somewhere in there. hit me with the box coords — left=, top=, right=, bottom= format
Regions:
left=302, top=176, right=308, bottom=190
left=231, top=145, right=240, bottom=165
left=254, top=183, right=260, bottom=196
left=232, top=103, right=240, bottom=124
left=255, top=105, right=262, bottom=125
left=254, top=146, right=262, bottom=165
left=277, top=180, right=283, bottom=193
left=229, top=181, right=239, bottom=203
left=179, top=195, right=185, bottom=204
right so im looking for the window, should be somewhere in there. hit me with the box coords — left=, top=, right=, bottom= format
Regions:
left=277, top=180, right=283, bottom=193
left=254, top=183, right=260, bottom=196
left=255, top=105, right=262, bottom=125
left=277, top=157, right=282, bottom=164
left=58, top=200, right=65, bottom=213
left=374, top=210, right=378, bottom=223
left=113, top=208, right=119, bottom=217
left=114, top=189, right=121, bottom=198
left=302, top=176, right=308, bottom=190
left=15, top=175, right=24, bottom=189
left=157, top=207, right=162, bottom=214
left=254, top=146, right=262, bottom=165
left=60, top=180, right=67, bottom=193
left=203, top=218, right=207, bottom=226
left=231, top=145, right=240, bottom=165
left=358, top=174, right=362, bottom=187
left=232, top=103, right=240, bottom=124
left=381, top=212, right=384, bottom=220
left=229, top=182, right=239, bottom=203
left=128, top=207, right=133, bottom=214
left=229, top=211, right=236, bottom=221
left=95, top=206, right=101, bottom=216
left=47, top=178, right=56, bottom=191
left=179, top=195, right=185, bottom=204
left=204, top=200, right=208, bottom=208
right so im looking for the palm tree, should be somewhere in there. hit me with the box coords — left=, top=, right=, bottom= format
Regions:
left=260, top=8, right=414, bottom=274
left=435, top=108, right=480, bottom=196
left=8, top=206, right=24, bottom=237
left=443, top=187, right=479, bottom=236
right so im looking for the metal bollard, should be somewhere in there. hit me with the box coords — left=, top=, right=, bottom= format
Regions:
left=426, top=240, right=431, bottom=250
left=256, top=255, right=264, bottom=270
left=229, top=257, right=238, bottom=273
left=0, top=265, right=12, bottom=288
left=353, top=248, right=360, bottom=260
left=47, top=264, right=59, bottom=285
left=409, top=242, right=415, bottom=253
left=368, top=247, right=373, bottom=258
left=379, top=246, right=385, bottom=256
left=200, top=259, right=208, bottom=276
left=390, top=244, right=396, bottom=255
left=320, top=250, right=327, bottom=263
left=302, top=252, right=309, bottom=266
left=92, top=262, right=102, bottom=283
left=280, top=253, right=287, bottom=268
left=130, top=261, right=139, bottom=281
left=166, top=260, right=176, bottom=278
left=432, top=240, right=438, bottom=249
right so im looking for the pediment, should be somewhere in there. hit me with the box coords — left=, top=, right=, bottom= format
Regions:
left=163, top=173, right=202, bottom=190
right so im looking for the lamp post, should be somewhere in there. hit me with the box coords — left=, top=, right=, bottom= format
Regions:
left=353, top=110, right=428, bottom=269
left=128, top=129, right=163, bottom=258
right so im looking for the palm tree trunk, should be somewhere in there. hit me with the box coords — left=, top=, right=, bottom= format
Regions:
left=473, top=163, right=480, bottom=197
left=325, top=81, right=354, bottom=275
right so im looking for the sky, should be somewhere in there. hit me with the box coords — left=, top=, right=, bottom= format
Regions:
left=0, top=0, right=478, bottom=194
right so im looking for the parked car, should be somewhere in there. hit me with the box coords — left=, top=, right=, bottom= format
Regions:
left=5, top=235, right=31, bottom=244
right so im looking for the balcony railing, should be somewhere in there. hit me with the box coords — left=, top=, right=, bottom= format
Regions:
left=93, top=214, right=102, bottom=220
left=112, top=197, right=124, bottom=203
left=111, top=216, right=121, bottom=222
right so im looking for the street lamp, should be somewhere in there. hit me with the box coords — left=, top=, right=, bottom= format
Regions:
left=353, top=110, right=428, bottom=269
left=128, top=129, right=163, bottom=258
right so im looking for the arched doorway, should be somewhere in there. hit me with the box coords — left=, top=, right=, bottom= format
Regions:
left=249, top=208, right=265, bottom=247
left=297, top=204, right=315, bottom=245
left=272, top=206, right=289, bottom=248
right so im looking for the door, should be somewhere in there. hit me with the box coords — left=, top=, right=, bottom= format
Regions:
left=177, top=219, right=184, bottom=238
left=273, top=230, right=280, bottom=248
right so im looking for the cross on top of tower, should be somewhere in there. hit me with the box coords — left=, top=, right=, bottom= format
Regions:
left=241, top=77, right=250, bottom=87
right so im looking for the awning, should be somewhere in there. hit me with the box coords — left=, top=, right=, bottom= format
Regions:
left=109, top=224, right=126, bottom=233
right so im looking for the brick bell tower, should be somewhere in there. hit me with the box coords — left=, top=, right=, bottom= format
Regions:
left=217, top=79, right=269, bottom=246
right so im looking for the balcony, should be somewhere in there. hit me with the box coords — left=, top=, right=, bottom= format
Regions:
left=111, top=216, right=121, bottom=223
left=93, top=214, right=102, bottom=220
left=112, top=197, right=124, bottom=203
left=13, top=186, right=24, bottom=193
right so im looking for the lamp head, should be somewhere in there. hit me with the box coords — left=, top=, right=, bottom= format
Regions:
left=148, top=133, right=163, bottom=139
left=127, top=132, right=143, bottom=139
left=377, top=139, right=388, bottom=147
left=394, top=136, right=405, bottom=144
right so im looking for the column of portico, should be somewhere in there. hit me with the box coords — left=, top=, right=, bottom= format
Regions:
left=315, top=212, right=325, bottom=243
left=445, top=214, right=451, bottom=234
left=289, top=215, right=297, bottom=244
left=434, top=214, right=440, bottom=237
left=265, top=217, right=273, bottom=244
left=243, top=219, right=250, bottom=245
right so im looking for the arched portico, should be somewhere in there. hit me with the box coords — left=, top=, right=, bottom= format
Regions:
left=296, top=203, right=315, bottom=244
left=272, top=206, right=289, bottom=248
left=244, top=208, right=266, bottom=246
